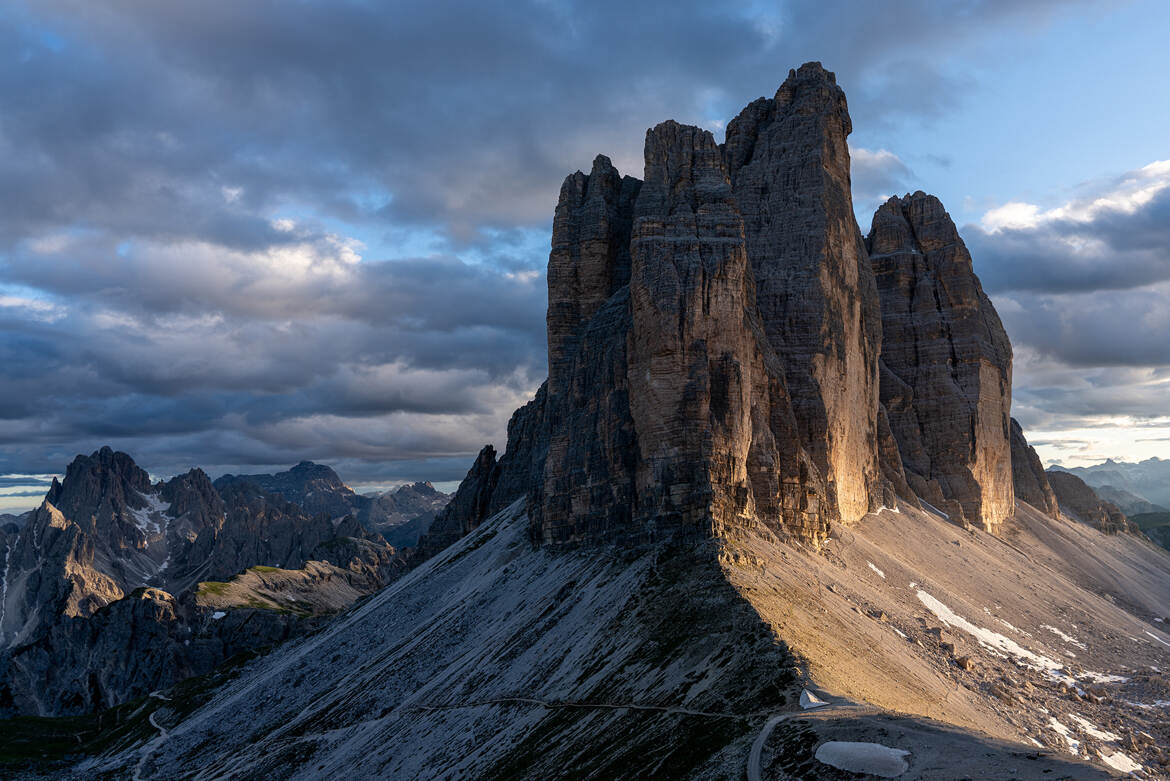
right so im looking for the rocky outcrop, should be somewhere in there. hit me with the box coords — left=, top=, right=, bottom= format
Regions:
left=869, top=193, right=1014, bottom=532
left=546, top=155, right=640, bottom=396
left=1010, top=419, right=1059, bottom=518
left=416, top=445, right=499, bottom=556
left=0, top=501, right=124, bottom=648
left=1047, top=471, right=1131, bottom=534
left=535, top=155, right=640, bottom=545
left=418, top=386, right=549, bottom=555
left=0, top=587, right=314, bottom=717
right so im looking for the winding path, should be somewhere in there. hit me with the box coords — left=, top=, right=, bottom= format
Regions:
left=747, top=701, right=866, bottom=781
left=132, top=695, right=172, bottom=781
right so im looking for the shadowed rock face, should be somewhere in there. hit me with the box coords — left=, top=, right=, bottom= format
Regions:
left=546, top=155, right=640, bottom=398
left=868, top=192, right=1014, bottom=532
left=1010, top=419, right=1059, bottom=518
left=724, top=63, right=883, bottom=525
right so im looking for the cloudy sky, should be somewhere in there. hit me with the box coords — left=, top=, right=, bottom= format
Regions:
left=1, top=0, right=1168, bottom=511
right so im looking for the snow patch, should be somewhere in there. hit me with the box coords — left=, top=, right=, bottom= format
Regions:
left=995, top=617, right=1026, bottom=635
left=1098, top=749, right=1142, bottom=774
left=867, top=561, right=885, bottom=579
left=800, top=689, right=828, bottom=709
left=0, top=538, right=11, bottom=645
left=128, top=491, right=172, bottom=536
left=917, top=590, right=1065, bottom=675
left=814, top=741, right=910, bottom=778
left=1123, top=699, right=1170, bottom=709
left=915, top=591, right=1125, bottom=686
left=211, top=611, right=226, bottom=620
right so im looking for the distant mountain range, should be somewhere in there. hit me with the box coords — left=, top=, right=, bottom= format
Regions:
left=0, top=448, right=448, bottom=718
left=215, top=461, right=450, bottom=546
left=1050, top=457, right=1170, bottom=511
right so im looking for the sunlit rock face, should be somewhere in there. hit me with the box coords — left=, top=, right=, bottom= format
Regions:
left=868, top=192, right=1014, bottom=532
left=527, top=65, right=882, bottom=545
left=724, top=62, right=883, bottom=526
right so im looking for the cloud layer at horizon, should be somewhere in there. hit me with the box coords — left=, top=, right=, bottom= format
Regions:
left=0, top=0, right=1166, bottom=508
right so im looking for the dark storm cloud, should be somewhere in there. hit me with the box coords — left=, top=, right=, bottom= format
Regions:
left=968, top=184, right=1170, bottom=295
left=0, top=0, right=1117, bottom=493
left=993, top=284, right=1170, bottom=369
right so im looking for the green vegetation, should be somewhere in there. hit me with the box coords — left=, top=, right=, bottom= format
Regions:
left=197, top=579, right=231, bottom=597
left=0, top=648, right=267, bottom=773
left=248, top=564, right=284, bottom=573
left=1131, top=511, right=1170, bottom=530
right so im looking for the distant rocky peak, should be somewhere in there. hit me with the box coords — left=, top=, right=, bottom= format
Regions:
left=46, top=447, right=158, bottom=536
left=287, top=460, right=349, bottom=489
left=773, top=60, right=850, bottom=134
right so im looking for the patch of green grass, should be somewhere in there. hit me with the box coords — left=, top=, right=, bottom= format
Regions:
left=196, top=580, right=231, bottom=597
left=248, top=565, right=283, bottom=573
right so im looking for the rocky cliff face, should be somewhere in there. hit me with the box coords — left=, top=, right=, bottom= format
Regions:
left=868, top=193, right=1014, bottom=532
left=623, top=120, right=825, bottom=543
left=1010, top=419, right=1059, bottom=518
left=1047, top=470, right=1131, bottom=534
left=436, top=63, right=1034, bottom=550
left=724, top=62, right=883, bottom=525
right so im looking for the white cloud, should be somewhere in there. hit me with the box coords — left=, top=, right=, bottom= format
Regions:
left=0, top=294, right=64, bottom=322
left=980, top=159, right=1170, bottom=233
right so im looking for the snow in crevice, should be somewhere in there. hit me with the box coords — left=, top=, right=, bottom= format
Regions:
left=1145, top=630, right=1170, bottom=648
left=129, top=491, right=172, bottom=536
left=0, top=538, right=10, bottom=645
left=1047, top=716, right=1080, bottom=755
left=866, top=561, right=885, bottom=579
